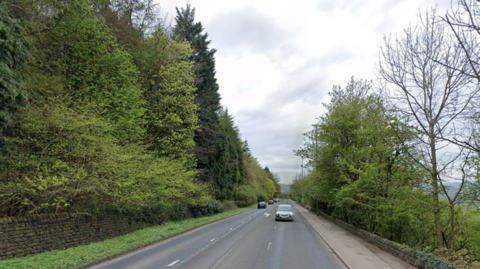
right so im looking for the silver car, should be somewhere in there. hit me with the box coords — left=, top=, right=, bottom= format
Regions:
left=275, top=204, right=293, bottom=221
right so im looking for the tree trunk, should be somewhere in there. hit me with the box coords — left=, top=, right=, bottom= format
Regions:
left=430, top=129, right=442, bottom=249
left=449, top=201, right=455, bottom=251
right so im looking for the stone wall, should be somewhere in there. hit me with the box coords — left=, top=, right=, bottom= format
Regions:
left=0, top=213, right=152, bottom=260
left=310, top=209, right=460, bottom=269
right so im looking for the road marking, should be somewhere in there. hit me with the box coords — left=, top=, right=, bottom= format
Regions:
left=175, top=211, right=261, bottom=268
left=267, top=242, right=272, bottom=250
left=274, top=226, right=277, bottom=229
left=264, top=213, right=270, bottom=217
left=168, top=260, right=180, bottom=266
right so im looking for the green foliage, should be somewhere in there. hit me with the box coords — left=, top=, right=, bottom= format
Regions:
left=91, top=0, right=161, bottom=48
left=0, top=4, right=268, bottom=259
left=143, top=32, right=198, bottom=164
left=0, top=100, right=115, bottom=215
left=264, top=166, right=281, bottom=196
left=242, top=154, right=276, bottom=201
left=233, top=185, right=257, bottom=207
left=209, top=108, right=245, bottom=200
left=0, top=97, right=203, bottom=215
left=56, top=3, right=145, bottom=143
left=292, top=78, right=434, bottom=244
left=291, top=77, right=480, bottom=265
left=189, top=200, right=223, bottom=217
left=116, top=199, right=222, bottom=224
left=10, top=0, right=146, bottom=144
left=0, top=1, right=30, bottom=149
left=222, top=201, right=238, bottom=211
left=0, top=0, right=209, bottom=217
left=174, top=4, right=222, bottom=180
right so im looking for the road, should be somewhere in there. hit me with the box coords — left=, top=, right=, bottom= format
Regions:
left=89, top=200, right=345, bottom=269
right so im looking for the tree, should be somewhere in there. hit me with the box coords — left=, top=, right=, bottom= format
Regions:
left=379, top=8, right=476, bottom=250
left=0, top=1, right=30, bottom=150
left=143, top=31, right=198, bottom=164
left=208, top=108, right=244, bottom=200
left=295, top=78, right=422, bottom=234
left=264, top=166, right=281, bottom=196
left=91, top=0, right=162, bottom=38
left=173, top=4, right=222, bottom=180
left=0, top=0, right=202, bottom=216
left=243, top=140, right=252, bottom=157
left=439, top=1, right=480, bottom=156
left=243, top=155, right=277, bottom=202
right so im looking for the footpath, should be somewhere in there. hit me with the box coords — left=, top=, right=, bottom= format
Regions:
left=292, top=200, right=415, bottom=269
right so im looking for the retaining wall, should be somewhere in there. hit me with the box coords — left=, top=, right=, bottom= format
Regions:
left=0, top=213, right=151, bottom=260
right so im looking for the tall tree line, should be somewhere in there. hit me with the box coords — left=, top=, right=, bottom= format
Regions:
left=0, top=0, right=278, bottom=217
left=173, top=4, right=249, bottom=199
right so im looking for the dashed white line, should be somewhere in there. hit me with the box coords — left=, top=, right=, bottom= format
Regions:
left=274, top=226, right=277, bottom=230
left=168, top=260, right=180, bottom=266
left=267, top=242, right=272, bottom=250
left=210, top=238, right=216, bottom=242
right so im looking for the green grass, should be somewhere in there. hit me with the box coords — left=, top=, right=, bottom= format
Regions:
left=0, top=206, right=254, bottom=269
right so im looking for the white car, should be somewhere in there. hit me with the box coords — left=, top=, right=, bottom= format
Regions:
left=275, top=204, right=293, bottom=221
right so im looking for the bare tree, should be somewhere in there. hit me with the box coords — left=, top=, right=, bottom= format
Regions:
left=442, top=0, right=480, bottom=154
left=442, top=1, right=480, bottom=228
left=378, top=7, right=476, bottom=250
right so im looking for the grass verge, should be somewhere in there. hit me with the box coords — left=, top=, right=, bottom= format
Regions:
left=0, top=206, right=254, bottom=269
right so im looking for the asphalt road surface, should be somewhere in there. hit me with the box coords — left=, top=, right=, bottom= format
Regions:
left=89, top=200, right=345, bottom=269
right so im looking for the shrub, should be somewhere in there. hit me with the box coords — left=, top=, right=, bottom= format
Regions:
left=234, top=185, right=257, bottom=207
left=189, top=200, right=223, bottom=218
left=222, top=201, right=238, bottom=211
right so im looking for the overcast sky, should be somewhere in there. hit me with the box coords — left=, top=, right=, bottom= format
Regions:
left=158, top=0, right=451, bottom=184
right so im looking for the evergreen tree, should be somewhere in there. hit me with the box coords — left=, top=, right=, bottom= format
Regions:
left=0, top=2, right=30, bottom=150
left=243, top=140, right=252, bottom=157
left=209, top=108, right=244, bottom=199
left=173, top=4, right=222, bottom=181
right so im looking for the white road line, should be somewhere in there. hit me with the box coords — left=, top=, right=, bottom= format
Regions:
left=267, top=242, right=272, bottom=250
left=274, top=226, right=277, bottom=229
left=230, top=228, right=233, bottom=230
left=264, top=213, right=270, bottom=217
left=168, top=260, right=180, bottom=266
left=210, top=238, right=216, bottom=242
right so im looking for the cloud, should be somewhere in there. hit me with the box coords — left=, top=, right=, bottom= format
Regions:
left=207, top=7, right=291, bottom=57
left=316, top=0, right=362, bottom=12
left=157, top=0, right=451, bottom=184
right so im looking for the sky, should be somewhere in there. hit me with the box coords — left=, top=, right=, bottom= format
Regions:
left=157, top=0, right=451, bottom=184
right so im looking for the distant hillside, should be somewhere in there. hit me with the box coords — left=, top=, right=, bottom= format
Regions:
left=423, top=182, right=473, bottom=204
left=280, top=184, right=290, bottom=194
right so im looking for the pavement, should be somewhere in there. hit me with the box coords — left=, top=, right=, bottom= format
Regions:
left=292, top=200, right=416, bottom=269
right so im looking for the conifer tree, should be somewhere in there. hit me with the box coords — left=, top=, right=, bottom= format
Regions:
left=0, top=2, right=29, bottom=150
left=174, top=4, right=222, bottom=179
